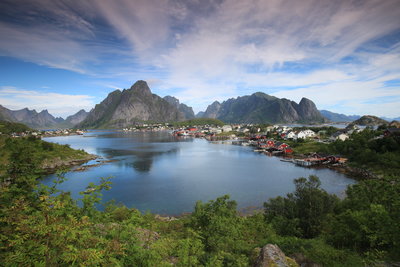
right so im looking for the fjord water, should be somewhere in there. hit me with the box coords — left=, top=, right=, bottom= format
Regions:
left=42, top=131, right=355, bottom=215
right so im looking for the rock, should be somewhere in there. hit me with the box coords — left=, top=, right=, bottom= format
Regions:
left=254, top=244, right=299, bottom=267
left=136, top=227, right=160, bottom=248
left=154, top=214, right=177, bottom=221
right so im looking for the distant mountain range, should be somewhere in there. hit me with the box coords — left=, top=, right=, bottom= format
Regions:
left=199, top=92, right=327, bottom=124
left=319, top=110, right=400, bottom=123
left=0, top=105, right=88, bottom=129
left=1, top=80, right=399, bottom=129
left=319, top=110, right=361, bottom=122
left=78, top=82, right=328, bottom=127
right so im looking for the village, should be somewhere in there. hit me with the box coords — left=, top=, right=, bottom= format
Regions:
left=168, top=123, right=358, bottom=167
left=4, top=129, right=87, bottom=138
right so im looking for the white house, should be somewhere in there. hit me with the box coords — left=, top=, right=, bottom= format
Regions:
left=330, top=132, right=349, bottom=141
left=286, top=131, right=297, bottom=139
left=222, top=125, right=233, bottom=132
left=209, top=127, right=222, bottom=134
left=297, top=129, right=316, bottom=139
left=337, top=133, right=349, bottom=141
left=266, top=126, right=275, bottom=132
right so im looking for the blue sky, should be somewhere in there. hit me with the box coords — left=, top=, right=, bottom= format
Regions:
left=0, top=0, right=399, bottom=118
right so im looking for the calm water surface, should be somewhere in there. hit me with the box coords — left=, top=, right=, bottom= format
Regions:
left=42, top=131, right=355, bottom=215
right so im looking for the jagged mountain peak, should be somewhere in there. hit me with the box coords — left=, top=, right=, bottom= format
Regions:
left=78, top=80, right=185, bottom=128
left=201, top=94, right=326, bottom=124
left=163, top=96, right=180, bottom=107
left=163, top=95, right=195, bottom=120
left=130, top=80, right=152, bottom=96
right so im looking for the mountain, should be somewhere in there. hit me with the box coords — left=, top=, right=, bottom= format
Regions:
left=200, top=93, right=327, bottom=124
left=350, top=115, right=388, bottom=126
left=0, top=105, right=64, bottom=129
left=78, top=80, right=184, bottom=128
left=196, top=111, right=205, bottom=118
left=202, top=101, right=221, bottom=119
left=319, top=110, right=361, bottom=122
left=163, top=96, right=195, bottom=119
left=65, top=109, right=88, bottom=125
left=0, top=105, right=89, bottom=129
left=0, top=105, right=14, bottom=121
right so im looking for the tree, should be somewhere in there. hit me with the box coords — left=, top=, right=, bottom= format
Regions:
left=264, top=175, right=339, bottom=238
left=325, top=177, right=400, bottom=260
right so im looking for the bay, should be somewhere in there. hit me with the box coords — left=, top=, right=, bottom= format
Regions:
left=42, top=130, right=355, bottom=215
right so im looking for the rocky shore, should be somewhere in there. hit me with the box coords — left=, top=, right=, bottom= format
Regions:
left=41, top=154, right=98, bottom=173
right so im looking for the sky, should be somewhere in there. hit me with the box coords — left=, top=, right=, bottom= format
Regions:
left=0, top=0, right=399, bottom=119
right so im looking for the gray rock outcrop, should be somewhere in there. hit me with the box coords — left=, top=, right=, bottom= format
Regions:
left=254, top=244, right=298, bottom=267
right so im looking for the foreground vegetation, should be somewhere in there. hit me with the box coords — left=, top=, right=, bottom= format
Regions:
left=1, top=166, right=399, bottom=266
left=1, top=123, right=399, bottom=266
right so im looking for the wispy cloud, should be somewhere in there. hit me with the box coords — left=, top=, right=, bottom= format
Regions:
left=0, top=87, right=95, bottom=118
left=0, top=0, right=399, bottom=116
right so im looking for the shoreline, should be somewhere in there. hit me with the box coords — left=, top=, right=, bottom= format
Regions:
left=41, top=153, right=98, bottom=174
left=40, top=131, right=366, bottom=218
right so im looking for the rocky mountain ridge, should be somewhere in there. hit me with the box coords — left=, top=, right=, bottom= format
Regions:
left=0, top=105, right=88, bottom=129
left=200, top=92, right=327, bottom=124
left=78, top=80, right=185, bottom=128
left=163, top=96, right=195, bottom=119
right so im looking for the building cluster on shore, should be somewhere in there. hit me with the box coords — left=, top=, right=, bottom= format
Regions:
left=7, top=129, right=86, bottom=138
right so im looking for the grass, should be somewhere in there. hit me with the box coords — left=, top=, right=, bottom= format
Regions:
left=286, top=139, right=327, bottom=155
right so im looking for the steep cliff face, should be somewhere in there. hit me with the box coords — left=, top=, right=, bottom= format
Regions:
left=78, top=80, right=184, bottom=128
left=65, top=110, right=88, bottom=125
left=163, top=96, right=195, bottom=119
left=296, top=97, right=326, bottom=123
left=202, top=101, right=221, bottom=119
left=202, top=92, right=326, bottom=124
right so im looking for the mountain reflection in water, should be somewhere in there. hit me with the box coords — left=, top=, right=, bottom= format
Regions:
left=42, top=130, right=355, bottom=215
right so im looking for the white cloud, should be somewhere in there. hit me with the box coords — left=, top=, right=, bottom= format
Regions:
left=0, top=0, right=399, bottom=117
left=0, top=87, right=95, bottom=118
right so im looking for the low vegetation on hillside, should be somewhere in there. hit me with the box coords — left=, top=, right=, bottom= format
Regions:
left=171, top=118, right=225, bottom=127
left=0, top=121, right=93, bottom=176
left=0, top=120, right=33, bottom=135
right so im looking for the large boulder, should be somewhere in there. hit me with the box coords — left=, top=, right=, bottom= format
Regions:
left=254, top=244, right=298, bottom=267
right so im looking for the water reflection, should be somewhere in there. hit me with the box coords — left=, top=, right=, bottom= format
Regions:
left=96, top=145, right=179, bottom=173
left=42, top=131, right=356, bottom=215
